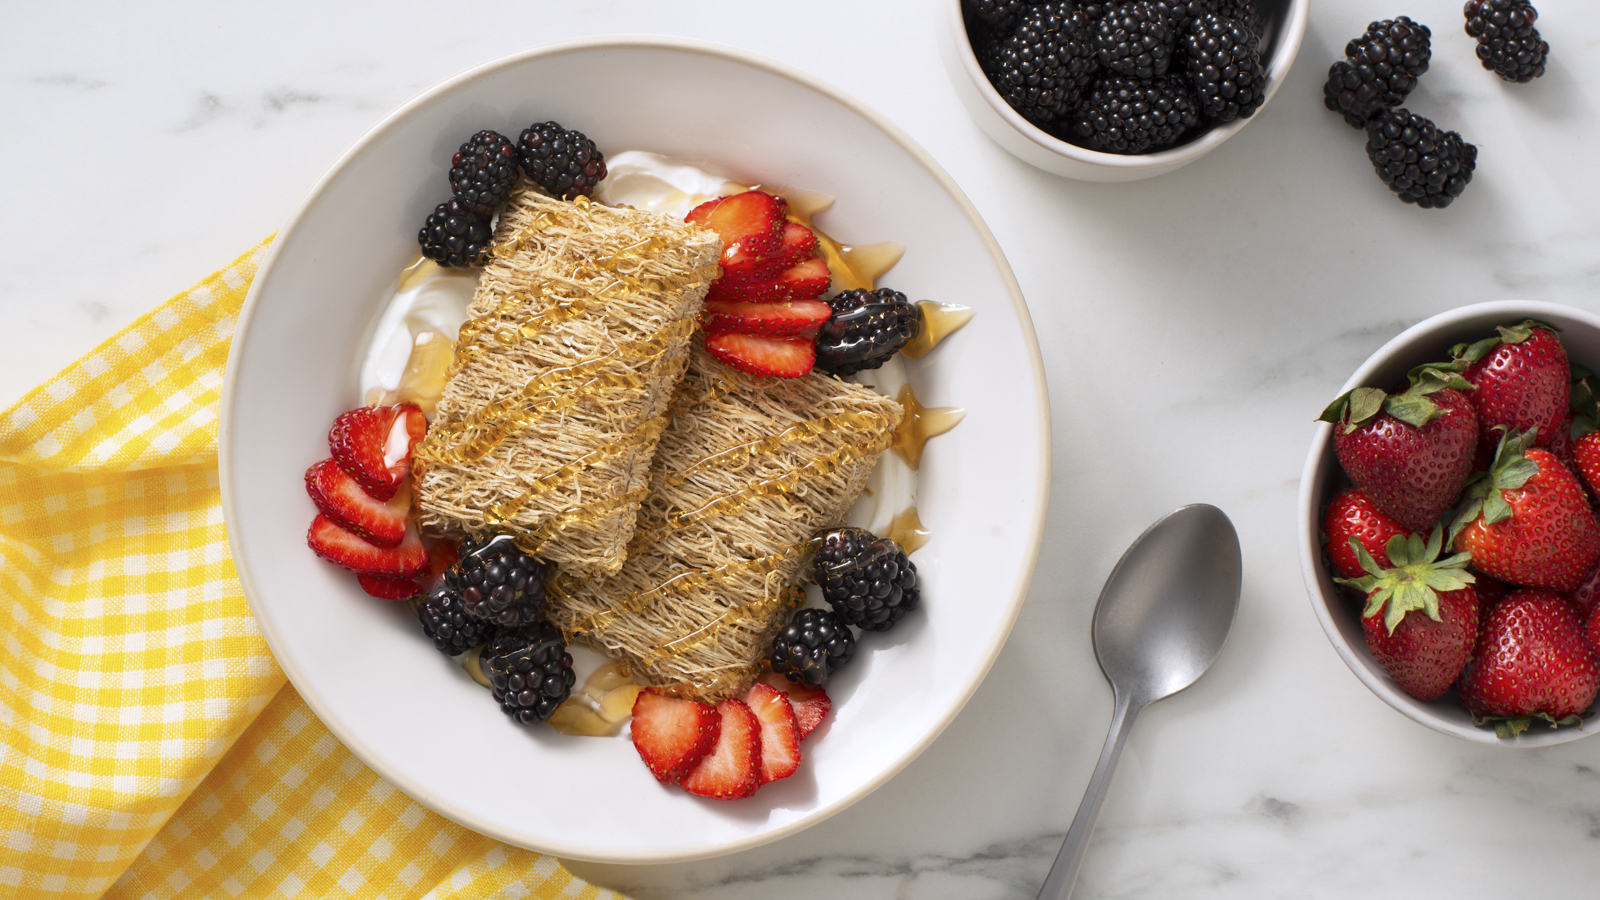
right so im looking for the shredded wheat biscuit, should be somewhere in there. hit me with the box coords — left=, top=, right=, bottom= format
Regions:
left=548, top=347, right=904, bottom=700
left=415, top=185, right=721, bottom=576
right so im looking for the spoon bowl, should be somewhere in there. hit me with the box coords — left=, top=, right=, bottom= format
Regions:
left=1038, top=504, right=1241, bottom=900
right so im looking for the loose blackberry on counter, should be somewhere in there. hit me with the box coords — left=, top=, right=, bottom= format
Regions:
left=482, top=622, right=575, bottom=724
left=449, top=130, right=519, bottom=216
left=1464, top=0, right=1547, bottom=83
left=1183, top=12, right=1267, bottom=122
left=815, top=527, right=921, bottom=633
left=418, top=199, right=492, bottom=268
left=449, top=534, right=550, bottom=627
left=416, top=582, right=497, bottom=656
left=814, top=288, right=922, bottom=377
left=769, top=608, right=857, bottom=687
left=1074, top=73, right=1200, bottom=153
left=979, top=1, right=1100, bottom=128
left=1095, top=2, right=1176, bottom=80
left=1364, top=107, right=1477, bottom=209
left=1323, top=17, right=1432, bottom=129
left=517, top=121, right=607, bottom=200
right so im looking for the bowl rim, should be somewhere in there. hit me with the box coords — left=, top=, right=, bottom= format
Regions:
left=1298, top=299, right=1600, bottom=747
left=219, top=34, right=1053, bottom=860
left=942, top=0, right=1309, bottom=170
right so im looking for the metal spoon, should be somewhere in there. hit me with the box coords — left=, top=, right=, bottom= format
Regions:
left=1037, top=504, right=1242, bottom=900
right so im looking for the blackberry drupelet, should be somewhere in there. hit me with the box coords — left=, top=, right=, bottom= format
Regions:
left=516, top=122, right=607, bottom=199
left=813, top=288, right=923, bottom=377
left=1095, top=1, right=1175, bottom=79
left=815, top=527, right=920, bottom=633
left=1464, top=0, right=1547, bottom=83
left=482, top=622, right=575, bottom=724
left=448, top=534, right=550, bottom=628
left=1364, top=107, right=1477, bottom=209
left=769, top=608, right=857, bottom=687
left=1182, top=12, right=1267, bottom=121
left=963, top=0, right=1028, bottom=32
left=979, top=1, right=1099, bottom=127
left=1323, top=17, right=1432, bottom=129
left=1074, top=74, right=1199, bottom=153
left=417, top=199, right=492, bottom=268
left=449, top=130, right=519, bottom=215
left=415, top=583, right=497, bottom=656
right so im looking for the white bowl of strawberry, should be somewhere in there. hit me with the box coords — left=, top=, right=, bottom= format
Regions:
left=1300, top=301, right=1600, bottom=745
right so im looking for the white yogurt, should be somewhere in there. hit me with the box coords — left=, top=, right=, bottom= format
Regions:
left=594, top=150, right=735, bottom=219
left=358, top=262, right=477, bottom=404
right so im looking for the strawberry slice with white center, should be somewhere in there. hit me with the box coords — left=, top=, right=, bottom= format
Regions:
left=742, top=682, right=800, bottom=784
left=685, top=191, right=787, bottom=280
left=702, top=299, right=832, bottom=338
left=704, top=332, right=815, bottom=379
left=760, top=668, right=832, bottom=740
left=681, top=698, right=763, bottom=799
left=328, top=403, right=426, bottom=500
left=307, top=514, right=428, bottom=577
left=305, top=458, right=411, bottom=547
left=630, top=689, right=721, bottom=784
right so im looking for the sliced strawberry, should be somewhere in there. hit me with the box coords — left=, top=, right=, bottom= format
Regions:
left=419, top=539, right=459, bottom=591
left=356, top=573, right=422, bottom=601
left=630, top=689, right=721, bottom=784
left=758, top=668, right=832, bottom=740
left=681, top=698, right=763, bottom=799
left=707, top=256, right=834, bottom=305
left=742, top=682, right=801, bottom=784
left=705, top=332, right=815, bottom=379
left=702, top=299, right=832, bottom=338
left=776, top=257, right=831, bottom=300
left=685, top=191, right=786, bottom=274
left=778, top=220, right=819, bottom=262
left=308, top=515, right=428, bottom=577
left=328, top=403, right=426, bottom=501
left=305, top=458, right=411, bottom=548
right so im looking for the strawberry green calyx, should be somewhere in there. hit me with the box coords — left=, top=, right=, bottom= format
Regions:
left=1470, top=711, right=1585, bottom=739
left=1450, top=319, right=1562, bottom=367
left=1318, top=363, right=1475, bottom=432
left=1448, top=428, right=1541, bottom=541
left=1336, top=526, right=1475, bottom=634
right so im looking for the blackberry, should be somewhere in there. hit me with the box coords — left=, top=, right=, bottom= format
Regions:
left=1323, top=17, right=1432, bottom=129
left=1095, top=1, right=1175, bottom=79
left=963, top=0, right=1028, bottom=32
left=1073, top=74, right=1199, bottom=153
left=815, top=527, right=920, bottom=633
left=482, top=622, right=575, bottom=724
left=1151, top=0, right=1262, bottom=38
left=813, top=288, right=923, bottom=377
left=1364, top=108, right=1477, bottom=209
left=1183, top=12, right=1267, bottom=122
left=417, top=199, right=492, bottom=269
left=769, top=608, right=856, bottom=688
left=980, top=1, right=1099, bottom=127
left=449, top=129, right=519, bottom=216
left=1464, top=0, right=1547, bottom=83
left=516, top=122, right=607, bottom=200
left=447, top=534, right=550, bottom=627
left=415, top=583, right=497, bottom=656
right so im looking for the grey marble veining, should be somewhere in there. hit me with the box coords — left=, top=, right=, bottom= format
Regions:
left=5, top=1, right=1600, bottom=897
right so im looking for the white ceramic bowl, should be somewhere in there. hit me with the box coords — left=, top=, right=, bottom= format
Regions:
left=221, top=37, right=1050, bottom=862
left=1299, top=300, right=1600, bottom=746
left=939, top=0, right=1308, bottom=182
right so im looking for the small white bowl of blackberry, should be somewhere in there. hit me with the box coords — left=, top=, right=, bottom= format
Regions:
left=940, top=0, right=1308, bottom=181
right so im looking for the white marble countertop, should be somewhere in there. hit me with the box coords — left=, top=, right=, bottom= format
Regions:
left=6, top=1, right=1600, bottom=897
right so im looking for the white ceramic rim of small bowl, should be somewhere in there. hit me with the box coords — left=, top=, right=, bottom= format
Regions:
left=220, top=34, right=1052, bottom=859
left=942, top=0, right=1308, bottom=173
left=1298, top=299, right=1600, bottom=747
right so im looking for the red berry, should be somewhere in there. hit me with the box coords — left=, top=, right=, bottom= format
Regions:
left=328, top=404, right=426, bottom=501
left=704, top=332, right=815, bottom=379
left=1323, top=486, right=1414, bottom=579
left=680, top=698, right=763, bottom=799
left=630, top=690, right=720, bottom=785
left=1459, top=589, right=1598, bottom=731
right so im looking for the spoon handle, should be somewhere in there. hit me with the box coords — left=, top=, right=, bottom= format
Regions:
left=1036, top=690, right=1139, bottom=900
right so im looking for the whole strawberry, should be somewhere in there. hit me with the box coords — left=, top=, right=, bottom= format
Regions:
left=1458, top=588, right=1598, bottom=737
left=1451, top=320, right=1568, bottom=449
left=1587, top=601, right=1600, bottom=659
left=1323, top=486, right=1415, bottom=579
left=1450, top=430, right=1600, bottom=591
left=1319, top=365, right=1478, bottom=531
left=1338, top=528, right=1478, bottom=701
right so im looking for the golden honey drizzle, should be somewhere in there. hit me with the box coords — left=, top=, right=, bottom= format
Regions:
left=484, top=412, right=672, bottom=527
left=891, top=384, right=965, bottom=471
left=753, top=184, right=904, bottom=292
left=638, top=584, right=807, bottom=666
left=901, top=301, right=975, bottom=359
left=654, top=408, right=887, bottom=493
left=886, top=505, right=931, bottom=555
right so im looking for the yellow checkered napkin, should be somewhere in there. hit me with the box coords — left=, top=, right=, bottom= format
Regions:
left=0, top=240, right=627, bottom=900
